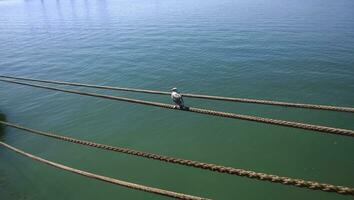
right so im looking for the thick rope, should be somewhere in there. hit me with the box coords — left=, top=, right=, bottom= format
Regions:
left=1, top=75, right=353, bottom=113
left=0, top=141, right=208, bottom=200
left=1, top=78, right=353, bottom=137
left=1, top=121, right=353, bottom=195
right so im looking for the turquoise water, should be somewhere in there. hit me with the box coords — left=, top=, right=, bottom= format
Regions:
left=0, top=0, right=354, bottom=199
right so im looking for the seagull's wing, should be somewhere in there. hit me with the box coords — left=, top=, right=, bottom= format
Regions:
left=172, top=93, right=182, bottom=100
left=179, top=94, right=184, bottom=103
left=172, top=93, right=183, bottom=104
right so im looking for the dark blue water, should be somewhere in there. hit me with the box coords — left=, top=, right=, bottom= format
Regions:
left=0, top=0, right=353, bottom=199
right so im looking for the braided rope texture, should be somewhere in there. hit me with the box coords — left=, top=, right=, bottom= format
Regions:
left=1, top=121, right=353, bottom=195
left=1, top=75, right=353, bottom=113
left=0, top=141, right=208, bottom=200
left=0, top=78, right=353, bottom=137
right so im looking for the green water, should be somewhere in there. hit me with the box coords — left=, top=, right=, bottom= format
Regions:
left=0, top=0, right=354, bottom=199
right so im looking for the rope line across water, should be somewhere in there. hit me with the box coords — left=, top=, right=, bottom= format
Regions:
left=0, top=78, right=353, bottom=137
left=1, top=121, right=353, bottom=195
left=1, top=75, right=353, bottom=113
left=0, top=141, right=208, bottom=200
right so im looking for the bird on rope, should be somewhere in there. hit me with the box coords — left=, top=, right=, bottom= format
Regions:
left=171, top=87, right=186, bottom=109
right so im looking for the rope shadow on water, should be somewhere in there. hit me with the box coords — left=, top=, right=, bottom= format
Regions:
left=0, top=111, right=7, bottom=141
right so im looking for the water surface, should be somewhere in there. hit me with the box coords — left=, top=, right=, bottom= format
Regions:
left=0, top=0, right=354, bottom=199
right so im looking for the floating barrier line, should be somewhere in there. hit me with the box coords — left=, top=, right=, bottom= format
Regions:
left=0, top=78, right=353, bottom=137
left=1, top=121, right=353, bottom=195
left=0, top=141, right=208, bottom=200
left=1, top=75, right=353, bottom=113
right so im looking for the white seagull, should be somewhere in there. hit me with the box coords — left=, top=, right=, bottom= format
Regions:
left=171, top=88, right=184, bottom=108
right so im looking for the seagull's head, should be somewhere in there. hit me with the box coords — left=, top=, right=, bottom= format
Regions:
left=171, top=87, right=178, bottom=92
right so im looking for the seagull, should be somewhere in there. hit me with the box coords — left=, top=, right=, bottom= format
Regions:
left=171, top=88, right=184, bottom=109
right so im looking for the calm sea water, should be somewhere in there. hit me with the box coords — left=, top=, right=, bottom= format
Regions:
left=0, top=0, right=354, bottom=199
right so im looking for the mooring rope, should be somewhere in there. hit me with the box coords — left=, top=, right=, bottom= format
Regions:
left=0, top=78, right=353, bottom=137
left=0, top=141, right=208, bottom=200
left=1, top=121, right=353, bottom=195
left=1, top=75, right=353, bottom=113
left=1, top=79, right=353, bottom=137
